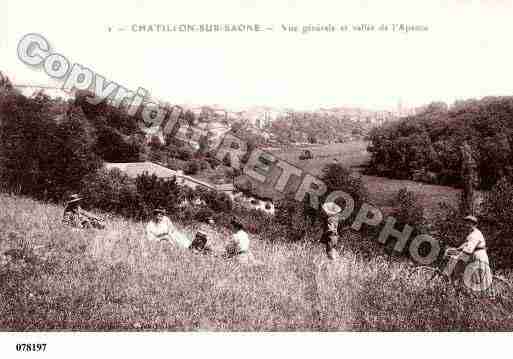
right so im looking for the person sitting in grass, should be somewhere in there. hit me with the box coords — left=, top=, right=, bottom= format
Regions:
left=62, top=194, right=105, bottom=229
left=146, top=208, right=191, bottom=248
left=225, top=218, right=250, bottom=261
left=190, top=217, right=215, bottom=254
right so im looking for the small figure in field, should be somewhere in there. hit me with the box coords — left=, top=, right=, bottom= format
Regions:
left=320, top=202, right=342, bottom=260
left=62, top=194, right=105, bottom=229
left=225, top=219, right=251, bottom=262
left=145, top=208, right=191, bottom=248
left=190, top=217, right=215, bottom=254
left=447, top=215, right=492, bottom=291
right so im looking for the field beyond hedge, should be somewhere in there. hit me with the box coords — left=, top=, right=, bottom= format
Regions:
left=1, top=194, right=513, bottom=331
left=267, top=140, right=462, bottom=220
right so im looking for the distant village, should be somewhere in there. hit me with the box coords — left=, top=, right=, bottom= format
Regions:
left=9, top=83, right=418, bottom=216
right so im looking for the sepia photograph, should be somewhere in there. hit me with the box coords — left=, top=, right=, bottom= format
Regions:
left=1, top=0, right=513, bottom=356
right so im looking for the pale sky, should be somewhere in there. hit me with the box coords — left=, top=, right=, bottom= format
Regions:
left=2, top=0, right=513, bottom=111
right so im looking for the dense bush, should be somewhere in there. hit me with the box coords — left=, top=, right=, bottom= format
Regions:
left=483, top=177, right=513, bottom=234
left=482, top=178, right=513, bottom=269
left=135, top=172, right=181, bottom=218
left=432, top=200, right=465, bottom=248
left=81, top=169, right=181, bottom=220
left=196, top=188, right=233, bottom=213
left=274, top=195, right=299, bottom=228
left=392, top=188, right=427, bottom=233
left=80, top=168, right=144, bottom=219
left=320, top=163, right=368, bottom=223
left=273, top=195, right=312, bottom=242
left=184, top=161, right=199, bottom=175
left=204, top=155, right=221, bottom=169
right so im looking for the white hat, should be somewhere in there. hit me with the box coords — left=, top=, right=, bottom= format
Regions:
left=322, top=202, right=342, bottom=216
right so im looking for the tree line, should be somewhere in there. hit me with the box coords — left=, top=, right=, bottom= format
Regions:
left=366, top=98, right=513, bottom=190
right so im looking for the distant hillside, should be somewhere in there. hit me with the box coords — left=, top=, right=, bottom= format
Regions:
left=367, top=97, right=513, bottom=189
left=267, top=108, right=400, bottom=145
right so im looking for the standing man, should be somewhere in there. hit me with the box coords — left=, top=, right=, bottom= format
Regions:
left=320, top=202, right=342, bottom=260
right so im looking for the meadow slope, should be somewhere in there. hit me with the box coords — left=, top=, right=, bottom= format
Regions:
left=1, top=194, right=512, bottom=331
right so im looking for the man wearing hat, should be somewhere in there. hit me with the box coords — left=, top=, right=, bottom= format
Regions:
left=321, top=202, right=342, bottom=260
left=62, top=194, right=104, bottom=229
left=455, top=215, right=492, bottom=291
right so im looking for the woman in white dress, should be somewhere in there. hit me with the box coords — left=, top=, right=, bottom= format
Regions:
left=457, top=215, right=492, bottom=292
left=145, top=208, right=191, bottom=248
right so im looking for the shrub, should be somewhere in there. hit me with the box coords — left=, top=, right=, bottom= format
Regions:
left=135, top=172, right=181, bottom=218
left=196, top=188, right=233, bottom=213
left=177, top=147, right=193, bottom=161
left=273, top=195, right=310, bottom=241
left=81, top=170, right=181, bottom=220
left=81, top=168, right=143, bottom=219
left=194, top=207, right=215, bottom=223
left=184, top=161, right=199, bottom=175
left=432, top=200, right=465, bottom=248
left=204, top=155, right=221, bottom=169
left=198, top=160, right=210, bottom=171
left=392, top=188, right=426, bottom=232
left=241, top=208, right=271, bottom=235
left=483, top=177, right=513, bottom=233
left=320, top=163, right=368, bottom=224
left=481, top=178, right=513, bottom=269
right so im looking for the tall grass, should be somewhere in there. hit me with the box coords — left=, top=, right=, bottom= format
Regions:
left=1, top=193, right=512, bottom=331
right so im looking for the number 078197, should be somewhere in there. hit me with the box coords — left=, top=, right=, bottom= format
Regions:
left=15, top=343, right=47, bottom=352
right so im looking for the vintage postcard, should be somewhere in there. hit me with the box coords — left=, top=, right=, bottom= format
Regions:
left=1, top=0, right=512, bottom=357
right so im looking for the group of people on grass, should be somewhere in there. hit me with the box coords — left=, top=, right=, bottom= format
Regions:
left=62, top=193, right=251, bottom=261
left=62, top=193, right=493, bottom=288
left=145, top=206, right=250, bottom=261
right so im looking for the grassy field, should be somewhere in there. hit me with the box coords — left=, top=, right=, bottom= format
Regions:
left=1, top=193, right=513, bottom=331
left=266, top=140, right=371, bottom=175
left=267, top=141, right=462, bottom=218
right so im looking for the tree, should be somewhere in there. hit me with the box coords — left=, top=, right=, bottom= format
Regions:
left=320, top=163, right=368, bottom=221
left=0, top=95, right=100, bottom=200
left=50, top=105, right=101, bottom=197
left=460, top=141, right=478, bottom=215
